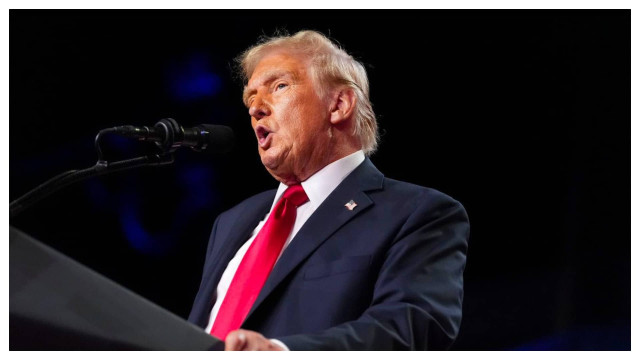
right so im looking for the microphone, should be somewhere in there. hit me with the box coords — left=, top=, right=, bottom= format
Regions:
left=112, top=118, right=235, bottom=153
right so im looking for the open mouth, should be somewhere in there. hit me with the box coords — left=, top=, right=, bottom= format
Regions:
left=255, top=125, right=273, bottom=148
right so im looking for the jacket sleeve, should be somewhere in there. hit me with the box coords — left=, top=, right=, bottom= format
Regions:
left=276, top=196, right=470, bottom=350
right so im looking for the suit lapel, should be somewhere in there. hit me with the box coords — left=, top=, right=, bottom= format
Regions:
left=245, top=158, right=385, bottom=321
left=196, top=192, right=274, bottom=325
left=209, top=196, right=273, bottom=278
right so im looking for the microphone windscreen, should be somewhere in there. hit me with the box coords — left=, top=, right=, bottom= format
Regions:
left=199, top=124, right=235, bottom=153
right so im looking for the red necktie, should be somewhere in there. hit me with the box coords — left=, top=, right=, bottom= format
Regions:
left=210, top=184, right=309, bottom=340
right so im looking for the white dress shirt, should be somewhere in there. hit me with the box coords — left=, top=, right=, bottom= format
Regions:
left=204, top=150, right=366, bottom=344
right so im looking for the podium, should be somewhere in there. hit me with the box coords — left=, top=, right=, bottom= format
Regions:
left=9, top=226, right=224, bottom=350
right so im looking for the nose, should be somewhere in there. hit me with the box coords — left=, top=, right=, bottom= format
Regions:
left=249, top=95, right=271, bottom=120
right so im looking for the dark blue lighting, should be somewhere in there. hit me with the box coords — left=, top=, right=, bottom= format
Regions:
left=106, top=133, right=138, bottom=152
left=84, top=179, right=111, bottom=207
left=513, top=323, right=630, bottom=350
left=178, top=164, right=215, bottom=209
left=118, top=194, right=174, bottom=257
left=119, top=204, right=157, bottom=255
left=111, top=162, right=221, bottom=257
left=167, top=53, right=222, bottom=102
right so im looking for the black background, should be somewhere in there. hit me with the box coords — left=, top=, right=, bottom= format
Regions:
left=9, top=10, right=630, bottom=350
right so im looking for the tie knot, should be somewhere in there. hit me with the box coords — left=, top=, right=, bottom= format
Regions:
left=282, top=184, right=309, bottom=207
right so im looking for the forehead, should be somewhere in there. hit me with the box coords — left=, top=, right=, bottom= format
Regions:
left=247, top=51, right=309, bottom=88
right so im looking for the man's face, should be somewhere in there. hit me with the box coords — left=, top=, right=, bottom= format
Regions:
left=244, top=51, right=332, bottom=184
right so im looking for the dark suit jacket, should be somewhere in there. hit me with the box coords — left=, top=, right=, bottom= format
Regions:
left=188, top=158, right=470, bottom=350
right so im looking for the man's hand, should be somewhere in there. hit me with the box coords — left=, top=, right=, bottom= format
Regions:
left=224, top=329, right=286, bottom=351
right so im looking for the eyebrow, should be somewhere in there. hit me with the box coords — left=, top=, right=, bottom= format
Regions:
left=242, top=70, right=296, bottom=107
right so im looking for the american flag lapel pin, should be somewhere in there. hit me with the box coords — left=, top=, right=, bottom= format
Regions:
left=345, top=200, right=358, bottom=211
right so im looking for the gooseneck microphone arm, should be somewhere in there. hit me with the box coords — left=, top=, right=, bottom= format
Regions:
left=10, top=118, right=235, bottom=219
left=9, top=152, right=174, bottom=219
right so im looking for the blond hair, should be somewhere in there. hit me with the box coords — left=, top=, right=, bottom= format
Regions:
left=237, top=30, right=379, bottom=155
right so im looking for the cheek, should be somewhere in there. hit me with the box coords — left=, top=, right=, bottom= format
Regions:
left=279, top=103, right=306, bottom=135
left=300, top=103, right=328, bottom=132
left=277, top=96, right=326, bottom=141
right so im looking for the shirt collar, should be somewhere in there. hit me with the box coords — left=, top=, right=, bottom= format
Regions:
left=271, top=150, right=366, bottom=210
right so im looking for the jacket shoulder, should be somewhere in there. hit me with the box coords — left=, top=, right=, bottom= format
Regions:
left=382, top=177, right=465, bottom=210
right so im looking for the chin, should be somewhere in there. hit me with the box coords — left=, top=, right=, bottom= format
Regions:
left=260, top=153, right=277, bottom=170
left=259, top=146, right=285, bottom=171
left=263, top=166, right=288, bottom=184
left=261, top=158, right=296, bottom=184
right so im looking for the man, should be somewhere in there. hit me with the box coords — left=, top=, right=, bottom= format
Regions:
left=188, top=30, right=470, bottom=351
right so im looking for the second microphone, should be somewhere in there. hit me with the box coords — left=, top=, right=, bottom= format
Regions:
left=112, top=118, right=235, bottom=154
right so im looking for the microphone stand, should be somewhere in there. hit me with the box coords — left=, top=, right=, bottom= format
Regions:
left=9, top=128, right=175, bottom=219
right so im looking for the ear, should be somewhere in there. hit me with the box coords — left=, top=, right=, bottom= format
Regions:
left=329, top=87, right=357, bottom=125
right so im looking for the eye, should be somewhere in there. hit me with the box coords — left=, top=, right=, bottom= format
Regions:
left=275, top=83, right=288, bottom=91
